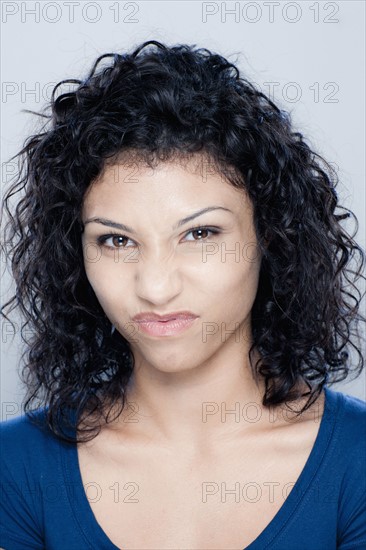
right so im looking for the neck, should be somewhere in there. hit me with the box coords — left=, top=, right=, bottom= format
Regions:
left=106, top=341, right=270, bottom=454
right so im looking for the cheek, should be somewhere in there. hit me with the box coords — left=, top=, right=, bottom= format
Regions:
left=205, top=244, right=261, bottom=293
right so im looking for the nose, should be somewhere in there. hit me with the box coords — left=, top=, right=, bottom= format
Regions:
left=134, top=253, right=183, bottom=305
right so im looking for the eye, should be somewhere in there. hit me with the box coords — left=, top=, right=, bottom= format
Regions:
left=183, top=225, right=221, bottom=242
left=97, top=234, right=134, bottom=250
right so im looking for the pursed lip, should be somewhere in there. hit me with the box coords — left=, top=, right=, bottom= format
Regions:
left=132, top=311, right=199, bottom=322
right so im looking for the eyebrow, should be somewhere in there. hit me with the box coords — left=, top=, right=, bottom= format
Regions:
left=83, top=206, right=233, bottom=234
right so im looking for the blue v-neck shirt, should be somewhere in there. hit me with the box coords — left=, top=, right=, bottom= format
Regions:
left=1, top=386, right=365, bottom=549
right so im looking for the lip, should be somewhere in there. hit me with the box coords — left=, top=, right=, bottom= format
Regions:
left=134, top=317, right=198, bottom=337
left=132, top=311, right=198, bottom=322
left=132, top=311, right=199, bottom=338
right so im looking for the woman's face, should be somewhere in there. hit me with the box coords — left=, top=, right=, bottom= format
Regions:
left=81, top=155, right=263, bottom=373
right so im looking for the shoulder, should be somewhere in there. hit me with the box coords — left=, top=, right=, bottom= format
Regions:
left=332, top=388, right=366, bottom=477
left=325, top=389, right=366, bottom=547
left=324, top=388, right=366, bottom=500
left=1, top=408, right=52, bottom=456
left=326, top=387, right=366, bottom=440
left=335, top=387, right=366, bottom=416
left=0, top=408, right=58, bottom=488
left=0, top=407, right=74, bottom=474
left=1, top=405, right=78, bottom=442
left=1, top=407, right=48, bottom=434
left=323, top=387, right=366, bottom=461
left=0, top=409, right=52, bottom=548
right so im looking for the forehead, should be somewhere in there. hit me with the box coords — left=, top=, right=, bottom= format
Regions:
left=82, top=151, right=250, bottom=210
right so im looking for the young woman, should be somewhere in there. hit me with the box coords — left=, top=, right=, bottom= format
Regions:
left=0, top=40, right=365, bottom=550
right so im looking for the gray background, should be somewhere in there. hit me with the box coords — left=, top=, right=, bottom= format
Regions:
left=1, top=1, right=365, bottom=421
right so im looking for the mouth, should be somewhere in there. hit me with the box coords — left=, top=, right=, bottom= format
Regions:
left=132, top=311, right=198, bottom=323
left=133, top=316, right=199, bottom=337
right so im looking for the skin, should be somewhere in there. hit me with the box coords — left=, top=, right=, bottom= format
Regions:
left=80, top=153, right=305, bottom=457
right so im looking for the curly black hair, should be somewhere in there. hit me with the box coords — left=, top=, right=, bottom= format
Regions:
left=1, top=39, right=365, bottom=444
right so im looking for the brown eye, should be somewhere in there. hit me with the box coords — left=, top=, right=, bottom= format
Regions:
left=97, top=234, right=132, bottom=250
left=192, top=228, right=209, bottom=240
left=184, top=226, right=220, bottom=242
left=111, top=235, right=128, bottom=247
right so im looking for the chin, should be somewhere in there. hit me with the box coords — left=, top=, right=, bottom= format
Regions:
left=134, top=347, right=202, bottom=374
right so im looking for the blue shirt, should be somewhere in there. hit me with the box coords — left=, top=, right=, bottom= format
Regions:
left=1, top=386, right=365, bottom=550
